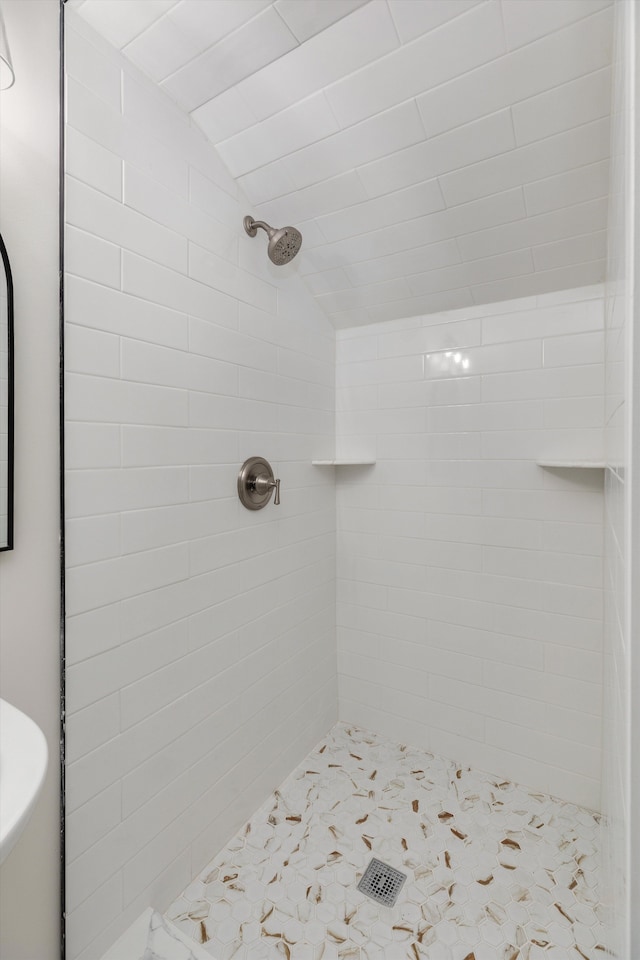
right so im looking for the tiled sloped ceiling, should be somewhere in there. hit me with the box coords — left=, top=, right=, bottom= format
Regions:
left=74, top=0, right=614, bottom=328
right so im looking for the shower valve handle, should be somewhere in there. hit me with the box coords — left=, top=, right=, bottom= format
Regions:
left=254, top=473, right=281, bottom=506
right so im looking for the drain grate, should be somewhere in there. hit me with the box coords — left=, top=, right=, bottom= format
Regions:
left=357, top=858, right=407, bottom=906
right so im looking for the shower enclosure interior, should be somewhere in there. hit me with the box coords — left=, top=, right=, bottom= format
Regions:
left=61, top=2, right=637, bottom=959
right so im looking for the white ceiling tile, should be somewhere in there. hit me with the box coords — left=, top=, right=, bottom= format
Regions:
left=407, top=249, right=535, bottom=297
left=294, top=219, right=327, bottom=249
left=76, top=0, right=615, bottom=328
left=532, top=231, right=608, bottom=273
left=299, top=229, right=397, bottom=274
left=416, top=6, right=613, bottom=139
left=283, top=101, right=425, bottom=192
left=439, top=117, right=610, bottom=207
left=364, top=289, right=475, bottom=324
left=500, top=0, right=612, bottom=51
left=216, top=93, right=339, bottom=178
left=470, top=261, right=605, bottom=306
left=251, top=195, right=307, bottom=230
left=161, top=7, right=298, bottom=111
left=76, top=0, right=179, bottom=50
left=233, top=1, right=400, bottom=123
left=524, top=160, right=610, bottom=217
left=304, top=268, right=354, bottom=296
left=314, top=179, right=445, bottom=244
left=236, top=162, right=299, bottom=207
left=315, top=277, right=412, bottom=314
left=436, top=189, right=528, bottom=241
left=298, top=187, right=526, bottom=276
left=344, top=239, right=461, bottom=287
left=274, top=0, right=368, bottom=43
left=329, top=307, right=373, bottom=329
left=465, top=249, right=536, bottom=287
left=167, top=0, right=271, bottom=50
left=388, top=0, right=482, bottom=44
left=325, top=1, right=506, bottom=129
left=192, top=87, right=260, bottom=144
left=255, top=173, right=368, bottom=225
left=297, top=246, right=358, bottom=276
left=123, top=13, right=202, bottom=82
left=512, top=68, right=611, bottom=147
left=358, top=109, right=516, bottom=199
left=458, top=197, right=608, bottom=262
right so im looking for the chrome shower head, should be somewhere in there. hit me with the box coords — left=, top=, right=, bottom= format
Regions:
left=243, top=215, right=303, bottom=265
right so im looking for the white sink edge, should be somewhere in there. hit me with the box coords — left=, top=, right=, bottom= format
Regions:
left=0, top=698, right=49, bottom=866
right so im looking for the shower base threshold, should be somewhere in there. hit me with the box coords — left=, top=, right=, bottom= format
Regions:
left=164, top=722, right=608, bottom=960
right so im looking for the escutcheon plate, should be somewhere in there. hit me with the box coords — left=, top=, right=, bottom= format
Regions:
left=237, top=456, right=276, bottom=510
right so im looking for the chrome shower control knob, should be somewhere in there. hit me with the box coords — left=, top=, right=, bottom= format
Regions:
left=237, top=457, right=281, bottom=510
left=253, top=474, right=280, bottom=505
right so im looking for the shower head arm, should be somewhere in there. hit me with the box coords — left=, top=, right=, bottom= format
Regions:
left=243, top=216, right=275, bottom=239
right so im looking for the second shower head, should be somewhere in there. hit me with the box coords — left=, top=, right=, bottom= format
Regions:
left=243, top=215, right=302, bottom=265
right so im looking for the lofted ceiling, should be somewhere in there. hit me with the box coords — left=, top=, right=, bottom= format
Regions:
left=73, top=0, right=614, bottom=328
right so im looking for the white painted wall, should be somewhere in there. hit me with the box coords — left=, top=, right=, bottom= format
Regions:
left=336, top=285, right=605, bottom=810
left=602, top=0, right=639, bottom=954
left=0, top=2, right=61, bottom=959
left=63, top=13, right=337, bottom=960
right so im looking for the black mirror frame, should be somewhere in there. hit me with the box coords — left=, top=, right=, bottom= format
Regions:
left=0, top=231, right=14, bottom=551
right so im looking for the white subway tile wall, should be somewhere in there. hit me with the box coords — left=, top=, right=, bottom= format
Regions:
left=601, top=2, right=634, bottom=956
left=336, top=285, right=605, bottom=810
left=63, top=5, right=620, bottom=957
left=64, top=14, right=337, bottom=960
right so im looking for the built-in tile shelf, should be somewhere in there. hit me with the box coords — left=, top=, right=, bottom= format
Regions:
left=537, top=460, right=606, bottom=469
left=312, top=459, right=376, bottom=466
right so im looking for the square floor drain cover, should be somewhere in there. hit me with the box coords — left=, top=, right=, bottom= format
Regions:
left=357, top=858, right=407, bottom=906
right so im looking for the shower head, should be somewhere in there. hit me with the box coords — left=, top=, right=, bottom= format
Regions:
left=243, top=215, right=302, bottom=265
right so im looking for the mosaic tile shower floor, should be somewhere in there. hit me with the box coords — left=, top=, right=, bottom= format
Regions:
left=165, top=723, right=607, bottom=960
